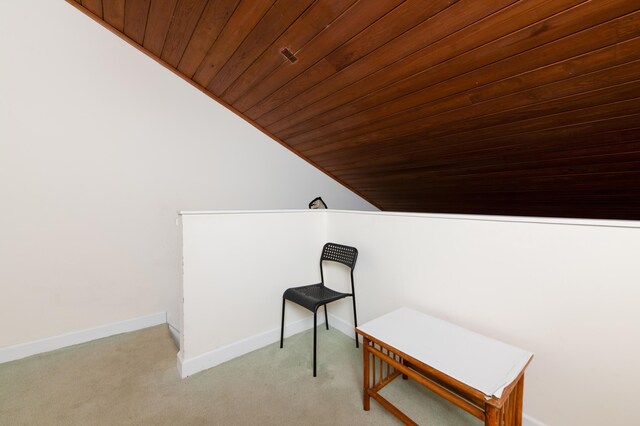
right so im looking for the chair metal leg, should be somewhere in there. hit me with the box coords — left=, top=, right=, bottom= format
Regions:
left=280, top=298, right=286, bottom=349
left=313, top=308, right=318, bottom=377
left=324, top=304, right=329, bottom=330
left=352, top=296, right=359, bottom=348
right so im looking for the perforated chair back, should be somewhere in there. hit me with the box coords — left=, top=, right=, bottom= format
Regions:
left=321, top=243, right=358, bottom=269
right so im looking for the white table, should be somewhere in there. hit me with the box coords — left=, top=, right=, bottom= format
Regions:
left=356, top=307, right=533, bottom=426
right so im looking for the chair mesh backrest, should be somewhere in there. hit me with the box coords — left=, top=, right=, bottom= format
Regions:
left=321, top=243, right=358, bottom=269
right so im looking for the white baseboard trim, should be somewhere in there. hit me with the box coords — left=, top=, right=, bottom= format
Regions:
left=0, top=311, right=167, bottom=364
left=176, top=350, right=185, bottom=378
left=327, top=313, right=359, bottom=341
left=179, top=314, right=325, bottom=378
left=523, top=413, right=548, bottom=426
left=168, top=323, right=181, bottom=349
left=178, top=314, right=548, bottom=426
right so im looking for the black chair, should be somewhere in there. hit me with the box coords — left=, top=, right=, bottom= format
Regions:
left=280, top=242, right=359, bottom=377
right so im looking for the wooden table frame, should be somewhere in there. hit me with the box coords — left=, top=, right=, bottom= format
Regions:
left=358, top=331, right=530, bottom=426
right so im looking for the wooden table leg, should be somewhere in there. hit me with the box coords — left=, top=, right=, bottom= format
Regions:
left=485, top=404, right=501, bottom=426
left=363, top=337, right=370, bottom=411
left=515, top=375, right=524, bottom=426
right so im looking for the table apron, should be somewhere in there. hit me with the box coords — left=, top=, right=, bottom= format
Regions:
left=361, top=336, right=525, bottom=426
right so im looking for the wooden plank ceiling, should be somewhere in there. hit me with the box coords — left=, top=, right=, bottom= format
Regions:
left=70, top=0, right=640, bottom=219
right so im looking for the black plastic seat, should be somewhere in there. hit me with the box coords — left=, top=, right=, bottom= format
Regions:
left=280, top=242, right=359, bottom=377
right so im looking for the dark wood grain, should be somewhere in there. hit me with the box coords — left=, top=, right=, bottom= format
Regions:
left=161, top=0, right=209, bottom=67
left=232, top=0, right=406, bottom=113
left=329, top=130, right=640, bottom=177
left=306, top=97, right=640, bottom=160
left=281, top=35, right=640, bottom=143
left=238, top=0, right=449, bottom=116
left=292, top=9, right=640, bottom=154
left=82, top=0, right=102, bottom=18
left=103, top=0, right=124, bottom=31
left=272, top=0, right=631, bottom=140
left=143, top=0, right=178, bottom=57
left=206, top=0, right=316, bottom=95
left=221, top=0, right=357, bottom=103
left=192, top=0, right=275, bottom=87
left=322, top=117, right=640, bottom=173
left=124, top=0, right=151, bottom=44
left=293, top=63, right=640, bottom=150
left=259, top=0, right=575, bottom=129
left=323, top=0, right=458, bottom=74
left=69, top=0, right=640, bottom=219
left=177, top=0, right=239, bottom=77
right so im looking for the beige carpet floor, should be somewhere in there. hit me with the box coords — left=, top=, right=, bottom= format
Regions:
left=0, top=325, right=480, bottom=425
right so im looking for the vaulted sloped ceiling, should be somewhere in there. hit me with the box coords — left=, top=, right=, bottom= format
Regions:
left=69, top=0, right=640, bottom=219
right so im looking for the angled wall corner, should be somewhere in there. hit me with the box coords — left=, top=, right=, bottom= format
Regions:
left=181, top=209, right=640, bottom=426
left=0, top=0, right=375, bottom=354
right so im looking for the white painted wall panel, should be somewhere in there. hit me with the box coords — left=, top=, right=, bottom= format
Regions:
left=327, top=210, right=640, bottom=426
left=181, top=211, right=326, bottom=360
left=180, top=210, right=640, bottom=424
left=0, top=1, right=374, bottom=350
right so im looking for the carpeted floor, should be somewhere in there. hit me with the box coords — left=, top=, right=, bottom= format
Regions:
left=0, top=325, right=480, bottom=425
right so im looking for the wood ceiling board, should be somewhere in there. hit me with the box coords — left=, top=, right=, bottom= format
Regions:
left=332, top=128, right=640, bottom=170
left=242, top=0, right=459, bottom=119
left=316, top=91, right=640, bottom=178
left=123, top=0, right=151, bottom=44
left=288, top=57, right=640, bottom=150
left=82, top=0, right=102, bottom=18
left=358, top=172, right=640, bottom=197
left=259, top=0, right=576, bottom=131
left=177, top=0, right=239, bottom=77
left=304, top=97, right=640, bottom=164
left=206, top=0, right=316, bottom=95
left=322, top=0, right=457, bottom=73
left=281, top=37, right=640, bottom=144
left=328, top=130, right=640, bottom=177
left=373, top=179, right=640, bottom=194
left=239, top=0, right=459, bottom=118
left=293, top=68, right=640, bottom=152
left=277, top=0, right=632, bottom=144
left=67, top=0, right=640, bottom=219
left=400, top=95, right=640, bottom=144
left=232, top=0, right=406, bottom=113
left=160, top=0, right=209, bottom=67
left=322, top=118, right=640, bottom=175
left=192, top=0, right=275, bottom=87
left=369, top=199, right=640, bottom=219
left=261, top=0, right=518, bottom=132
left=103, top=0, right=125, bottom=31
left=298, top=19, right=640, bottom=157
left=220, top=0, right=358, bottom=104
left=143, top=0, right=178, bottom=57
left=345, top=153, right=640, bottom=186
left=376, top=192, right=640, bottom=220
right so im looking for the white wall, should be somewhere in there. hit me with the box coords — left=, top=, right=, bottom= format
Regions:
left=180, top=211, right=326, bottom=364
left=0, top=1, right=375, bottom=351
left=327, top=211, right=640, bottom=426
left=180, top=210, right=640, bottom=425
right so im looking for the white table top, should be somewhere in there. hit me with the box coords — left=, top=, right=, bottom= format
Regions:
left=357, top=307, right=533, bottom=399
